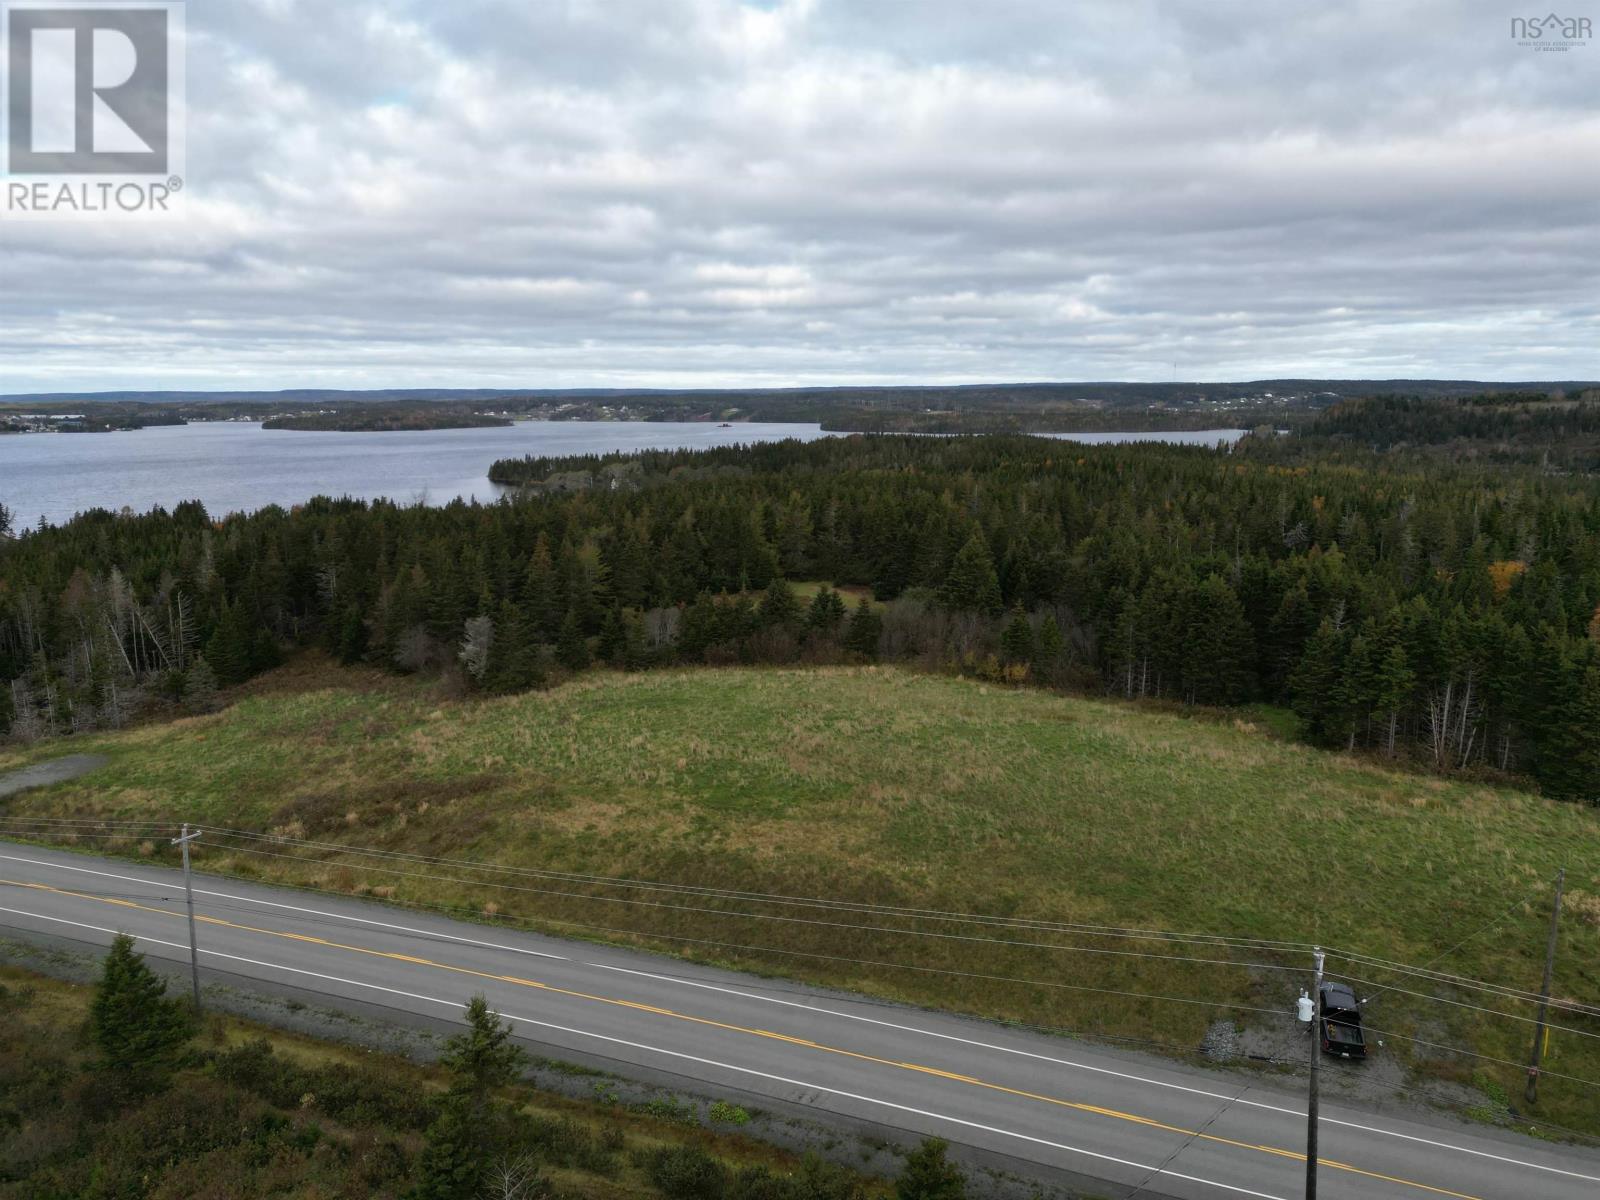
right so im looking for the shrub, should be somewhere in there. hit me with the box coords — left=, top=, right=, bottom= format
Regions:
left=640, top=1143, right=728, bottom=1200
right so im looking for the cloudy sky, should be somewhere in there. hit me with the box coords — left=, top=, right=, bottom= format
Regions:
left=2, top=0, right=1596, bottom=394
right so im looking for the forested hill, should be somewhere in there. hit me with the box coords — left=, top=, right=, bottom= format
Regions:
left=4, top=435, right=1600, bottom=799
left=263, top=410, right=511, bottom=432
left=1247, top=392, right=1600, bottom=469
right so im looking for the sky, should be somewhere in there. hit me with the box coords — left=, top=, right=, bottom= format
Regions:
left=1, top=0, right=1597, bottom=394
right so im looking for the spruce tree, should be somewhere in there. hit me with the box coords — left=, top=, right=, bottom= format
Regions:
left=1179, top=575, right=1256, bottom=706
left=184, top=655, right=219, bottom=713
left=1291, top=618, right=1346, bottom=742
left=896, top=1138, right=966, bottom=1200
left=622, top=611, right=649, bottom=671
left=204, top=601, right=250, bottom=685
left=807, top=586, right=847, bottom=632
left=1035, top=613, right=1065, bottom=679
left=89, top=934, right=195, bottom=1085
left=1000, top=606, right=1034, bottom=665
left=597, top=606, right=627, bottom=664
left=939, top=534, right=1002, bottom=615
left=335, top=604, right=368, bottom=665
left=1336, top=634, right=1376, bottom=750
left=844, top=598, right=882, bottom=660
left=556, top=608, right=592, bottom=672
left=1372, top=643, right=1415, bottom=755
left=413, top=996, right=526, bottom=1200
left=442, top=995, right=526, bottom=1120
left=759, top=578, right=801, bottom=626
left=520, top=535, right=561, bottom=642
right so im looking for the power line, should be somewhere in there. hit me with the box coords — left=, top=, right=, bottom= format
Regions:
left=196, top=824, right=1317, bottom=952
left=0, top=844, right=1288, bottom=1023
left=4, top=824, right=1595, bottom=1020
left=1359, top=1022, right=1600, bottom=1092
left=193, top=835, right=1302, bottom=973
left=1327, top=950, right=1600, bottom=1016
left=1334, top=970, right=1600, bottom=1043
left=1334, top=888, right=1544, bottom=1013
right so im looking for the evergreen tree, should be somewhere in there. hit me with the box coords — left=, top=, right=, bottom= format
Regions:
left=410, top=1096, right=483, bottom=1200
left=335, top=604, right=368, bottom=665
left=489, top=599, right=544, bottom=693
left=412, top=997, right=527, bottom=1200
left=896, top=1138, right=966, bottom=1200
left=1372, top=643, right=1415, bottom=755
left=1291, top=618, right=1346, bottom=742
left=677, top=593, right=720, bottom=662
left=759, top=578, right=801, bottom=626
left=520, top=535, right=561, bottom=641
left=940, top=534, right=1002, bottom=615
left=0, top=679, right=13, bottom=737
left=1533, top=658, right=1600, bottom=800
left=184, top=655, right=219, bottom=713
left=597, top=606, right=627, bottom=664
left=1335, top=634, right=1377, bottom=750
left=556, top=608, right=591, bottom=672
left=622, top=611, right=649, bottom=671
left=806, top=586, right=848, bottom=632
left=204, top=601, right=251, bottom=685
left=1034, top=612, right=1065, bottom=680
left=1179, top=576, right=1256, bottom=706
left=89, top=934, right=196, bottom=1085
left=843, top=597, right=882, bottom=659
left=1000, top=606, right=1034, bottom=665
left=441, top=995, right=526, bottom=1121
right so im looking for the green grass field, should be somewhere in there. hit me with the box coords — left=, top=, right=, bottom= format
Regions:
left=2, top=658, right=1598, bottom=1132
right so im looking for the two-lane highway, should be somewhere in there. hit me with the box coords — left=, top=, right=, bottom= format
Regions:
left=2, top=842, right=1597, bottom=1200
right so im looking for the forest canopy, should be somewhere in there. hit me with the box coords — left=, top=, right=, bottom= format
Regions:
left=4, top=433, right=1600, bottom=800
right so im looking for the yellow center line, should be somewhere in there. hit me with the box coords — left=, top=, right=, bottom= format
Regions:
left=1, top=877, right=1484, bottom=1200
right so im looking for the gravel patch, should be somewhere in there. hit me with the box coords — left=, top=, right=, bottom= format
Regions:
left=0, top=753, right=109, bottom=799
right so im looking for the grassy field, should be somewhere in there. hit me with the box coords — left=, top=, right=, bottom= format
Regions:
left=2, top=658, right=1598, bottom=1132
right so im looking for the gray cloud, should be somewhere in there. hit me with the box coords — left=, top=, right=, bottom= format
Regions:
left=1, top=0, right=1596, bottom=392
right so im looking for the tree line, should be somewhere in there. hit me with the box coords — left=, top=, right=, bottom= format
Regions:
left=5, top=434, right=1600, bottom=798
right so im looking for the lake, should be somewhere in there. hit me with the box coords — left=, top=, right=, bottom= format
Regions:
left=0, top=420, right=830, bottom=527
left=0, top=421, right=1250, bottom=527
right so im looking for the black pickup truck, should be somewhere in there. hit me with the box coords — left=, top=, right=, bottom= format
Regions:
left=1319, top=982, right=1367, bottom=1059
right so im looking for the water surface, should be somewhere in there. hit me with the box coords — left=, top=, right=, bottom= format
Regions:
left=0, top=420, right=828, bottom=526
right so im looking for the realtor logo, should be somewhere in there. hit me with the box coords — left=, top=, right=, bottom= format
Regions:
left=3, top=1, right=185, bottom=218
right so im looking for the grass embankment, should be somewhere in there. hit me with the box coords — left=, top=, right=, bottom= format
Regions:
left=0, top=963, right=875, bottom=1199
left=2, top=660, right=1599, bottom=1132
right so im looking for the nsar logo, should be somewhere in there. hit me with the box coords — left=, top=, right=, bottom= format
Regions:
left=1511, top=12, right=1592, bottom=50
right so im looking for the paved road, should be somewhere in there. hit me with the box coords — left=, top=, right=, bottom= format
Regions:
left=1, top=842, right=1597, bottom=1200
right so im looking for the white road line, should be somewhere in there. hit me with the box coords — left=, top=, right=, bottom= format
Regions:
left=0, top=851, right=566, bottom=961
left=592, top=964, right=1600, bottom=1182
left=0, top=900, right=1287, bottom=1200
left=8, top=848, right=1599, bottom=1185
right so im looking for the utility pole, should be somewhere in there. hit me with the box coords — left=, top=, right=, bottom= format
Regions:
left=1306, top=946, right=1324, bottom=1200
left=1526, top=868, right=1565, bottom=1105
left=172, top=824, right=203, bottom=1011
